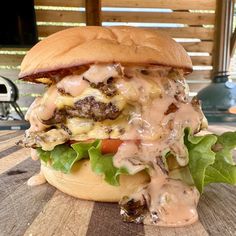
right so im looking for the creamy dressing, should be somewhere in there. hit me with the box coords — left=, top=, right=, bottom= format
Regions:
left=57, top=74, right=89, bottom=97
left=25, top=97, right=49, bottom=132
left=83, top=64, right=119, bottom=83
left=115, top=141, right=199, bottom=226
left=30, top=148, right=39, bottom=160
left=24, top=64, right=206, bottom=226
left=143, top=174, right=199, bottom=227
left=37, top=86, right=58, bottom=121
left=27, top=171, right=46, bottom=186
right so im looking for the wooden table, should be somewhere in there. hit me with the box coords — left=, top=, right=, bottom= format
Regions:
left=0, top=125, right=235, bottom=236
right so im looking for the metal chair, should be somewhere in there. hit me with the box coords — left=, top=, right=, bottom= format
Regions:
left=0, top=75, right=24, bottom=120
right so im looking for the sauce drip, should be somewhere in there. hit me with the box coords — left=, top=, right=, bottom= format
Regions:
left=115, top=141, right=199, bottom=227
left=27, top=171, right=46, bottom=186
left=24, top=65, right=206, bottom=226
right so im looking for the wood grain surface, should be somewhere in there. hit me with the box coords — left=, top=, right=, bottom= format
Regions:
left=0, top=125, right=235, bottom=236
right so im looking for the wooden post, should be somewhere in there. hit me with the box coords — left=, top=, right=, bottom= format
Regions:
left=85, top=0, right=101, bottom=26
left=213, top=0, right=234, bottom=76
left=230, top=28, right=236, bottom=58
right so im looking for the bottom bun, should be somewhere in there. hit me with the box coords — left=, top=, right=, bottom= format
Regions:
left=41, top=160, right=150, bottom=202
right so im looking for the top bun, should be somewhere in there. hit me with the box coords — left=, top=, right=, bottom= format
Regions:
left=19, top=26, right=192, bottom=82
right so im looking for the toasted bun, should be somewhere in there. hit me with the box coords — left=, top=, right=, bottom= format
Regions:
left=19, top=26, right=192, bottom=82
left=41, top=159, right=150, bottom=202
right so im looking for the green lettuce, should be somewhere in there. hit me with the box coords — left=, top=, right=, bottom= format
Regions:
left=37, top=140, right=128, bottom=186
left=184, top=129, right=236, bottom=193
left=89, top=147, right=128, bottom=186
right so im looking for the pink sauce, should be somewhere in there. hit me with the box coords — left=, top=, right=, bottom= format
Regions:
left=57, top=74, right=89, bottom=97
left=25, top=65, right=206, bottom=226
left=82, top=64, right=119, bottom=83
left=30, top=148, right=39, bottom=160
left=115, top=141, right=199, bottom=227
left=27, top=171, right=46, bottom=186
left=37, top=86, right=58, bottom=121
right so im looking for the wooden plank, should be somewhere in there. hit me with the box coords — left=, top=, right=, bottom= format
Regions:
left=188, top=82, right=210, bottom=92
left=0, top=47, right=28, bottom=53
left=34, top=0, right=85, bottom=7
left=230, top=28, right=236, bottom=57
left=86, top=0, right=101, bottom=26
left=102, top=12, right=215, bottom=25
left=35, top=10, right=85, bottom=23
left=181, top=42, right=214, bottom=53
left=35, top=0, right=85, bottom=7
left=144, top=221, right=208, bottom=236
left=0, top=130, right=17, bottom=138
left=86, top=202, right=145, bottom=236
left=37, top=25, right=72, bottom=37
left=102, top=0, right=216, bottom=10
left=0, top=157, right=37, bottom=202
left=198, top=184, right=236, bottom=235
left=186, top=70, right=212, bottom=80
left=0, top=158, right=56, bottom=236
left=0, top=54, right=24, bottom=67
left=24, top=191, right=94, bottom=236
left=0, top=148, right=30, bottom=174
left=37, top=25, right=215, bottom=41
left=0, top=131, right=24, bottom=143
left=190, top=56, right=212, bottom=65
left=148, top=27, right=214, bottom=40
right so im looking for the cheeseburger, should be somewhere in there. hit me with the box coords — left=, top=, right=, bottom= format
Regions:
left=19, top=26, right=236, bottom=227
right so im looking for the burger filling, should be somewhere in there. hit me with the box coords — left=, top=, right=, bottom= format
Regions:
left=21, top=64, right=236, bottom=226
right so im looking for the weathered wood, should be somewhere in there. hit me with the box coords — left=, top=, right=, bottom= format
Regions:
left=230, top=28, right=236, bottom=58
left=34, top=0, right=216, bottom=11
left=0, top=158, right=40, bottom=202
left=37, top=25, right=72, bottom=37
left=188, top=82, right=210, bottom=92
left=191, top=56, right=212, bottom=66
left=102, top=12, right=215, bottom=25
left=102, top=0, right=216, bottom=10
left=186, top=70, right=212, bottom=80
left=86, top=202, right=145, bottom=236
left=144, top=221, right=208, bottom=236
left=0, top=158, right=56, bottom=236
left=0, top=54, right=24, bottom=67
left=35, top=9, right=85, bottom=23
left=0, top=148, right=30, bottom=174
left=85, top=0, right=101, bottom=26
left=212, top=0, right=233, bottom=75
left=0, top=125, right=235, bottom=235
left=0, top=130, right=16, bottom=138
left=38, top=25, right=215, bottom=41
left=24, top=191, right=94, bottom=236
left=144, top=27, right=214, bottom=40
left=0, top=47, right=28, bottom=53
left=198, top=184, right=236, bottom=235
left=0, top=134, right=24, bottom=151
left=0, top=146, right=22, bottom=159
left=181, top=42, right=214, bottom=53
left=35, top=0, right=85, bottom=7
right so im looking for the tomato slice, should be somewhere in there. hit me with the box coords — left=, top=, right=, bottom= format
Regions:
left=101, top=139, right=123, bottom=154
left=69, top=139, right=123, bottom=154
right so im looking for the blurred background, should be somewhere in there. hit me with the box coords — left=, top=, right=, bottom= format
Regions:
left=0, top=0, right=236, bottom=128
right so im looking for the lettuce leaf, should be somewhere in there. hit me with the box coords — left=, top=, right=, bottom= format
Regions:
left=204, top=132, right=236, bottom=185
left=37, top=140, right=128, bottom=186
left=89, top=147, right=128, bottom=186
left=185, top=129, right=236, bottom=193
